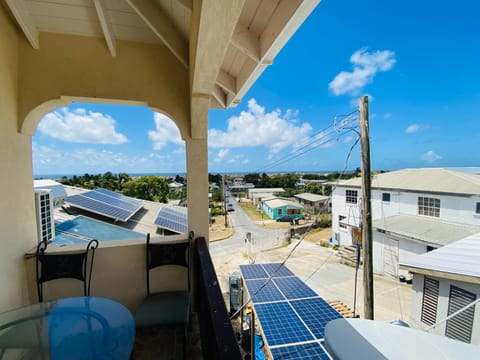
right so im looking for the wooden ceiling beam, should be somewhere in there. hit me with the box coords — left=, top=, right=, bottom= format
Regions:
left=211, top=85, right=227, bottom=109
left=127, top=0, right=188, bottom=68
left=93, top=0, right=116, bottom=56
left=216, top=70, right=237, bottom=95
left=231, top=24, right=260, bottom=63
left=176, top=0, right=192, bottom=12
left=4, top=0, right=39, bottom=49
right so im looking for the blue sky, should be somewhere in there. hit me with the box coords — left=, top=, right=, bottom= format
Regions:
left=33, top=0, right=480, bottom=176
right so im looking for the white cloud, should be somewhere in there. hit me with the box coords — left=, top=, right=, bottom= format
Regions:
left=38, top=108, right=127, bottom=144
left=214, top=149, right=230, bottom=163
left=405, top=123, right=421, bottom=134
left=329, top=48, right=396, bottom=96
left=148, top=113, right=184, bottom=150
left=208, top=99, right=312, bottom=155
left=32, top=143, right=184, bottom=174
left=421, top=150, right=442, bottom=163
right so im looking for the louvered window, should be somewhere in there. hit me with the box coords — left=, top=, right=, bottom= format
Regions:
left=445, top=286, right=476, bottom=343
left=421, top=277, right=439, bottom=325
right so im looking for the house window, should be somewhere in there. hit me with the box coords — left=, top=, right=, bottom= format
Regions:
left=346, top=190, right=358, bottom=204
left=278, top=209, right=282, bottom=215
left=382, top=193, right=391, bottom=202
left=418, top=197, right=440, bottom=217
left=476, top=202, right=480, bottom=214
left=445, top=286, right=476, bottom=343
left=421, top=277, right=439, bottom=326
left=339, top=215, right=346, bottom=229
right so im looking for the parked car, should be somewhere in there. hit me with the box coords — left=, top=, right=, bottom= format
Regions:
left=227, top=203, right=234, bottom=212
left=276, top=215, right=294, bottom=222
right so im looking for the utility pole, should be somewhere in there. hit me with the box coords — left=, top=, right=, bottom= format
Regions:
left=360, top=95, right=374, bottom=320
left=223, top=175, right=228, bottom=228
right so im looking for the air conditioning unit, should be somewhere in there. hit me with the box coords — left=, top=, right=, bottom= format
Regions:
left=34, top=189, right=54, bottom=244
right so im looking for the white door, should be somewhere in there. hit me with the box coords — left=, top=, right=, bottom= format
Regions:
left=383, top=237, right=399, bottom=277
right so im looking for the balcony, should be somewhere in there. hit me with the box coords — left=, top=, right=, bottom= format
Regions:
left=5, top=236, right=240, bottom=359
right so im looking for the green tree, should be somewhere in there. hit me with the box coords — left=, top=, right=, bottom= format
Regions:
left=121, top=176, right=169, bottom=202
left=304, top=182, right=322, bottom=194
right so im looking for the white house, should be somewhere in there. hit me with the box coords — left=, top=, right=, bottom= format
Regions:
left=331, top=168, right=480, bottom=277
left=400, top=234, right=480, bottom=345
left=247, top=188, right=284, bottom=206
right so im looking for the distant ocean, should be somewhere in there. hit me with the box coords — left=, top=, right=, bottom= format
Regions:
left=33, top=170, right=343, bottom=180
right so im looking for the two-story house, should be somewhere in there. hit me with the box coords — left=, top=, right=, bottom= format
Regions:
left=331, top=168, right=480, bottom=277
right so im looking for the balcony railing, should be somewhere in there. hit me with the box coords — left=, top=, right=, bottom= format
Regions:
left=194, top=236, right=242, bottom=360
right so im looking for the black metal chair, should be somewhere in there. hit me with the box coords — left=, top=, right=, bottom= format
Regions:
left=0, top=239, right=99, bottom=358
left=134, top=232, right=193, bottom=359
left=36, top=239, right=99, bottom=302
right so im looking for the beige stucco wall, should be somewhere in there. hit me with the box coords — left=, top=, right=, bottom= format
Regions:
left=18, top=33, right=190, bottom=137
left=0, top=10, right=39, bottom=311
left=25, top=239, right=189, bottom=313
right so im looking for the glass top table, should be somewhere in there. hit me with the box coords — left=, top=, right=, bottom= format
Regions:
left=0, top=296, right=135, bottom=359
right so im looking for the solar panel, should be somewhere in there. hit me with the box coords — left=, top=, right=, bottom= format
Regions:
left=262, top=263, right=295, bottom=278
left=273, top=277, right=317, bottom=300
left=95, top=188, right=143, bottom=207
left=254, top=302, right=314, bottom=346
left=153, top=207, right=188, bottom=234
left=244, top=279, right=285, bottom=303
left=270, top=342, right=331, bottom=360
left=239, top=263, right=343, bottom=359
left=290, top=298, right=343, bottom=339
left=65, top=189, right=143, bottom=222
left=239, top=264, right=268, bottom=279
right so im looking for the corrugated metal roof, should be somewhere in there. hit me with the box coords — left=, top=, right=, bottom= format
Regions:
left=294, top=193, right=329, bottom=202
left=249, top=188, right=284, bottom=193
left=264, top=198, right=303, bottom=209
left=337, top=168, right=480, bottom=195
left=373, top=215, right=480, bottom=246
left=400, top=233, right=480, bottom=281
left=34, top=179, right=67, bottom=200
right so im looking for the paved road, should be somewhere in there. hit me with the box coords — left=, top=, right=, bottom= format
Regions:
left=209, top=194, right=287, bottom=258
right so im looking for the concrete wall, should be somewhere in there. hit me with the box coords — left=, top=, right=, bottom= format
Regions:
left=0, top=9, right=39, bottom=312
left=25, top=237, right=189, bottom=313
left=373, top=232, right=426, bottom=277
left=410, top=274, right=480, bottom=345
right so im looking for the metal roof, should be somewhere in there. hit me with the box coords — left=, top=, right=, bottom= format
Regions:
left=337, top=168, right=480, bottom=196
left=294, top=193, right=329, bottom=202
left=249, top=188, right=284, bottom=194
left=264, top=198, right=304, bottom=209
left=400, top=233, right=480, bottom=283
left=373, top=215, right=480, bottom=247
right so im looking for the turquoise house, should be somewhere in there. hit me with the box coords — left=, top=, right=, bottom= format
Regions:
left=262, top=198, right=304, bottom=220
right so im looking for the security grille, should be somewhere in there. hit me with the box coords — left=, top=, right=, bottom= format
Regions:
left=34, top=189, right=54, bottom=243
left=445, top=286, right=476, bottom=343
left=421, top=277, right=439, bottom=326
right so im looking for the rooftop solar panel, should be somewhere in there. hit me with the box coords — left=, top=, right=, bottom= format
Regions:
left=273, top=277, right=317, bottom=300
left=262, top=263, right=295, bottom=278
left=65, top=189, right=143, bottom=222
left=240, top=264, right=269, bottom=279
left=153, top=207, right=188, bottom=234
left=65, top=194, right=132, bottom=221
left=95, top=188, right=143, bottom=207
left=82, top=191, right=140, bottom=212
left=254, top=302, right=314, bottom=346
left=244, top=279, right=285, bottom=303
left=290, top=298, right=343, bottom=339
left=270, top=342, right=331, bottom=360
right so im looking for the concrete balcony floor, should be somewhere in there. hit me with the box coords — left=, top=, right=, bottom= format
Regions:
left=133, top=314, right=203, bottom=360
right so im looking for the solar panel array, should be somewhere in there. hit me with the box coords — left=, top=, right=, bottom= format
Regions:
left=65, top=188, right=143, bottom=222
left=240, top=263, right=342, bottom=360
left=153, top=206, right=188, bottom=234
